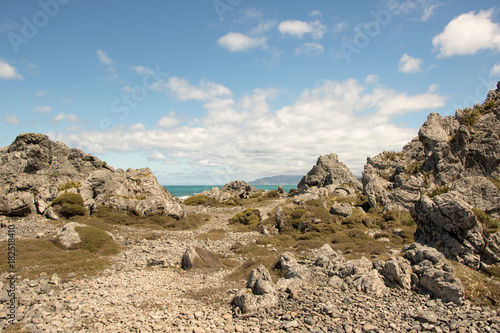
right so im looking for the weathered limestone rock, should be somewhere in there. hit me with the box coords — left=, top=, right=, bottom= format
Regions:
left=181, top=247, right=201, bottom=270
left=51, top=222, right=87, bottom=248
left=232, top=265, right=278, bottom=314
left=403, top=243, right=464, bottom=304
left=0, top=133, right=185, bottom=219
left=330, top=203, right=352, bottom=217
left=381, top=257, right=412, bottom=290
left=298, top=154, right=362, bottom=191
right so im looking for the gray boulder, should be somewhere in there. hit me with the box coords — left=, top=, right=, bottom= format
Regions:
left=403, top=243, right=464, bottom=304
left=381, top=256, right=412, bottom=290
left=181, top=247, right=201, bottom=270
left=51, top=222, right=87, bottom=248
left=232, top=265, right=278, bottom=314
left=298, top=154, right=362, bottom=191
left=330, top=203, right=352, bottom=217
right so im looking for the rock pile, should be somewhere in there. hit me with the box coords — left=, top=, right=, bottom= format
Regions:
left=0, top=133, right=184, bottom=219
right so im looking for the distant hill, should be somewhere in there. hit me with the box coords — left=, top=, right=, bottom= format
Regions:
left=248, top=175, right=303, bottom=186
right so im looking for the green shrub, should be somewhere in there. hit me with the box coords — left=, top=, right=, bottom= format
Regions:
left=74, top=226, right=119, bottom=254
left=459, top=106, right=483, bottom=127
left=184, top=194, right=210, bottom=206
left=290, top=208, right=307, bottom=219
left=385, top=151, right=403, bottom=161
left=229, top=208, right=261, bottom=225
left=60, top=203, right=87, bottom=218
left=267, top=190, right=279, bottom=198
left=288, top=188, right=298, bottom=194
left=52, top=193, right=87, bottom=218
left=53, top=192, right=85, bottom=207
left=58, top=180, right=81, bottom=192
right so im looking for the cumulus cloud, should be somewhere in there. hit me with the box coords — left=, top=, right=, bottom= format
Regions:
left=34, top=105, right=52, bottom=114
left=491, top=64, right=500, bottom=76
left=36, top=91, right=45, bottom=97
left=146, top=151, right=166, bottom=161
left=157, top=111, right=179, bottom=128
left=48, top=78, right=446, bottom=179
left=295, top=42, right=324, bottom=55
left=398, top=54, right=423, bottom=73
left=278, top=19, right=326, bottom=39
left=0, top=59, right=23, bottom=80
left=218, top=32, right=267, bottom=52
left=4, top=114, right=19, bottom=125
left=53, top=113, right=80, bottom=124
left=97, top=49, right=112, bottom=65
left=433, top=9, right=500, bottom=58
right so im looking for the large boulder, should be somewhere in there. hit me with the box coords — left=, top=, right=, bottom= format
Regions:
left=0, top=133, right=185, bottom=219
left=232, top=265, right=278, bottom=314
left=412, top=192, right=499, bottom=268
left=201, top=180, right=260, bottom=202
left=298, top=154, right=362, bottom=191
left=403, top=243, right=464, bottom=304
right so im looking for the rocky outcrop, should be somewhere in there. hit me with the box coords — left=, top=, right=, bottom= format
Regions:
left=201, top=180, right=260, bottom=202
left=0, top=133, right=184, bottom=219
left=362, top=84, right=500, bottom=215
left=362, top=83, right=500, bottom=268
left=298, top=154, right=362, bottom=191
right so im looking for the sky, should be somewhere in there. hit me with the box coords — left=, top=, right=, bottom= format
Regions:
left=1, top=0, right=500, bottom=185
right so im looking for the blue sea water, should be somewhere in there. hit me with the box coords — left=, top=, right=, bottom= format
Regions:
left=164, top=185, right=297, bottom=198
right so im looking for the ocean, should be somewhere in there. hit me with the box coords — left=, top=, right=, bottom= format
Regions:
left=164, top=185, right=297, bottom=199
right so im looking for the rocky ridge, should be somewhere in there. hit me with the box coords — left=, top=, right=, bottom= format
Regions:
left=361, top=83, right=500, bottom=269
left=0, top=133, right=184, bottom=219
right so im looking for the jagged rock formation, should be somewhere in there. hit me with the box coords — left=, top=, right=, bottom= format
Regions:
left=0, top=133, right=185, bottom=219
left=362, top=83, right=500, bottom=268
left=298, top=154, right=362, bottom=191
left=201, top=180, right=260, bottom=202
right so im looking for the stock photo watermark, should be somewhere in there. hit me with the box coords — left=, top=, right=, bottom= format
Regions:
left=6, top=224, right=17, bottom=325
left=100, top=65, right=169, bottom=130
left=7, top=0, right=71, bottom=53
left=213, top=0, right=243, bottom=21
left=340, top=1, right=405, bottom=64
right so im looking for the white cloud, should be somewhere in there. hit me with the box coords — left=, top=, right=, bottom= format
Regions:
left=36, top=91, right=45, bottom=97
left=97, top=49, right=112, bottom=65
left=433, top=9, right=500, bottom=58
left=157, top=111, right=179, bottom=128
left=333, top=22, right=348, bottom=34
left=309, top=10, right=321, bottom=17
left=398, top=54, right=423, bottom=73
left=0, top=60, right=23, bottom=80
left=48, top=78, right=446, bottom=179
left=218, top=32, right=267, bottom=52
left=278, top=19, right=326, bottom=39
left=130, top=65, right=154, bottom=76
left=33, top=105, right=52, bottom=114
left=146, top=151, right=166, bottom=161
left=154, top=77, right=232, bottom=102
left=4, top=114, right=19, bottom=125
left=249, top=20, right=278, bottom=35
left=295, top=42, right=324, bottom=56
left=491, top=64, right=500, bottom=76
left=53, top=113, right=80, bottom=124
left=366, top=75, right=379, bottom=85
left=61, top=98, right=73, bottom=105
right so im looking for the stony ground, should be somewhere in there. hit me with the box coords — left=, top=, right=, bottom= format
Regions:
left=1, top=200, right=500, bottom=333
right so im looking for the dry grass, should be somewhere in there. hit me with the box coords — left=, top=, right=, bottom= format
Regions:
left=451, top=260, right=500, bottom=308
left=0, top=238, right=112, bottom=279
left=196, top=229, right=227, bottom=241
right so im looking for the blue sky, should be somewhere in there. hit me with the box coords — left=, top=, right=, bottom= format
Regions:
left=1, top=0, right=499, bottom=184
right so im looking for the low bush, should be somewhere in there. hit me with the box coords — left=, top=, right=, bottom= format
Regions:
left=52, top=193, right=87, bottom=218
left=184, top=194, right=211, bottom=206
left=472, top=208, right=500, bottom=233
left=74, top=226, right=119, bottom=255
left=267, top=190, right=279, bottom=198
left=229, top=208, right=261, bottom=225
